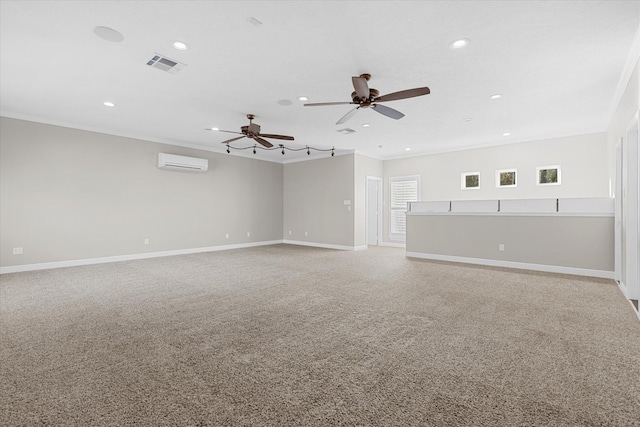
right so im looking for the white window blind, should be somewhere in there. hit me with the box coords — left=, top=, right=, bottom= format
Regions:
left=389, top=176, right=420, bottom=239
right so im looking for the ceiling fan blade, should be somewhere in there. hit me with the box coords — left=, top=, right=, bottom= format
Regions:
left=260, top=134, right=295, bottom=141
left=352, top=76, right=370, bottom=99
left=336, top=106, right=360, bottom=125
left=371, top=103, right=405, bottom=120
left=216, top=129, right=244, bottom=134
left=304, top=102, right=354, bottom=107
left=254, top=136, right=274, bottom=148
left=220, top=135, right=247, bottom=144
left=374, top=87, right=430, bottom=102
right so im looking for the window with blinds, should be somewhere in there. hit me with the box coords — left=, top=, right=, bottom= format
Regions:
left=389, top=175, right=420, bottom=240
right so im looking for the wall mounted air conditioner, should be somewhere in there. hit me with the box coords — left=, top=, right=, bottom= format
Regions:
left=158, top=153, right=208, bottom=172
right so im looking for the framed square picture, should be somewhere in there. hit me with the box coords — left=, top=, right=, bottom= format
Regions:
left=496, top=168, right=517, bottom=188
left=537, top=165, right=561, bottom=185
left=461, top=172, right=480, bottom=189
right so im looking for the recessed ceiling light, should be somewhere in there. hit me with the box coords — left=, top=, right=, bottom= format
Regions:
left=405, top=148, right=411, bottom=151
left=464, top=118, right=472, bottom=122
left=298, top=96, right=308, bottom=102
left=490, top=94, right=502, bottom=100
left=362, top=123, right=370, bottom=127
left=503, top=132, right=511, bottom=137
left=173, top=41, right=188, bottom=51
left=103, top=101, right=116, bottom=107
left=206, top=127, right=219, bottom=131
left=449, top=38, right=469, bottom=49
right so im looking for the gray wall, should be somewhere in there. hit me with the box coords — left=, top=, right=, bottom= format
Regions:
left=0, top=117, right=283, bottom=267
left=283, top=154, right=355, bottom=247
left=383, top=132, right=610, bottom=244
left=406, top=214, right=614, bottom=273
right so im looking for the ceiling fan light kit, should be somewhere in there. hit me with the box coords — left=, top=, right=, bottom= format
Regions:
left=304, top=73, right=430, bottom=125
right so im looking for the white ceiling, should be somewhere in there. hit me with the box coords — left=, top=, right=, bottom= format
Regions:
left=1, top=1, right=639, bottom=163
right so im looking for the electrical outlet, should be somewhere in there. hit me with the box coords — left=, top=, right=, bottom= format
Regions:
left=12, top=247, right=23, bottom=255
left=144, top=238, right=149, bottom=245
left=499, top=244, right=505, bottom=251
left=288, top=230, right=292, bottom=235
left=247, top=231, right=251, bottom=237
left=304, top=231, right=308, bottom=237
left=225, top=233, right=229, bottom=239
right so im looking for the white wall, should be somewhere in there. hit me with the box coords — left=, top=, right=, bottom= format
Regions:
left=382, top=132, right=610, bottom=243
left=0, top=117, right=284, bottom=268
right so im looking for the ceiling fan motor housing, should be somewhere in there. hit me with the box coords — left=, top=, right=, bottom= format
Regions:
left=351, top=88, right=379, bottom=107
left=241, top=123, right=261, bottom=135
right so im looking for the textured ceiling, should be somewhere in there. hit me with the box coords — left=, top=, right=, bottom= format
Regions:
left=1, top=1, right=639, bottom=163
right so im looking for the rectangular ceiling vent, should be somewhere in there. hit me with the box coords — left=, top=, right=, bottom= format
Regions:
left=146, top=54, right=186, bottom=74
left=337, top=128, right=356, bottom=134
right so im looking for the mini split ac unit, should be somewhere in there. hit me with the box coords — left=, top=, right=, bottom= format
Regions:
left=158, top=153, right=208, bottom=172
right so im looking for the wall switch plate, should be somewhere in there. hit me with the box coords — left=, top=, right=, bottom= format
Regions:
left=288, top=230, right=292, bottom=235
left=247, top=231, right=251, bottom=237
left=499, top=244, right=505, bottom=251
left=225, top=233, right=229, bottom=239
left=12, top=247, right=23, bottom=255
left=304, top=231, right=308, bottom=237
left=144, top=239, right=149, bottom=245
left=344, top=200, right=351, bottom=205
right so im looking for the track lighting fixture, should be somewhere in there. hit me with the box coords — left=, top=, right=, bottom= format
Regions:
left=223, top=143, right=336, bottom=157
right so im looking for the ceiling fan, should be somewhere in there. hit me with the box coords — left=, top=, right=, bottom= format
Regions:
left=304, top=73, right=430, bottom=125
left=207, top=114, right=294, bottom=148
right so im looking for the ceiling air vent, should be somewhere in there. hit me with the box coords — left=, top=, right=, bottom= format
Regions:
left=336, top=128, right=356, bottom=134
left=146, top=53, right=186, bottom=74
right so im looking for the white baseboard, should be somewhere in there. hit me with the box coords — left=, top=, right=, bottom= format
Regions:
left=0, top=240, right=284, bottom=274
left=405, top=252, right=615, bottom=280
left=617, top=280, right=640, bottom=319
left=381, top=241, right=406, bottom=248
left=283, top=240, right=366, bottom=251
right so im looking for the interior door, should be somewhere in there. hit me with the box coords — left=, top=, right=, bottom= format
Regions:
left=367, top=177, right=382, bottom=245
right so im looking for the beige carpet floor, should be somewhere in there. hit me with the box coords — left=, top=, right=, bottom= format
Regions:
left=1, top=244, right=639, bottom=426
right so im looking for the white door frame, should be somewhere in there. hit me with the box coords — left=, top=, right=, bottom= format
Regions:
left=623, top=110, right=639, bottom=306
left=614, top=138, right=623, bottom=283
left=366, top=176, right=383, bottom=246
